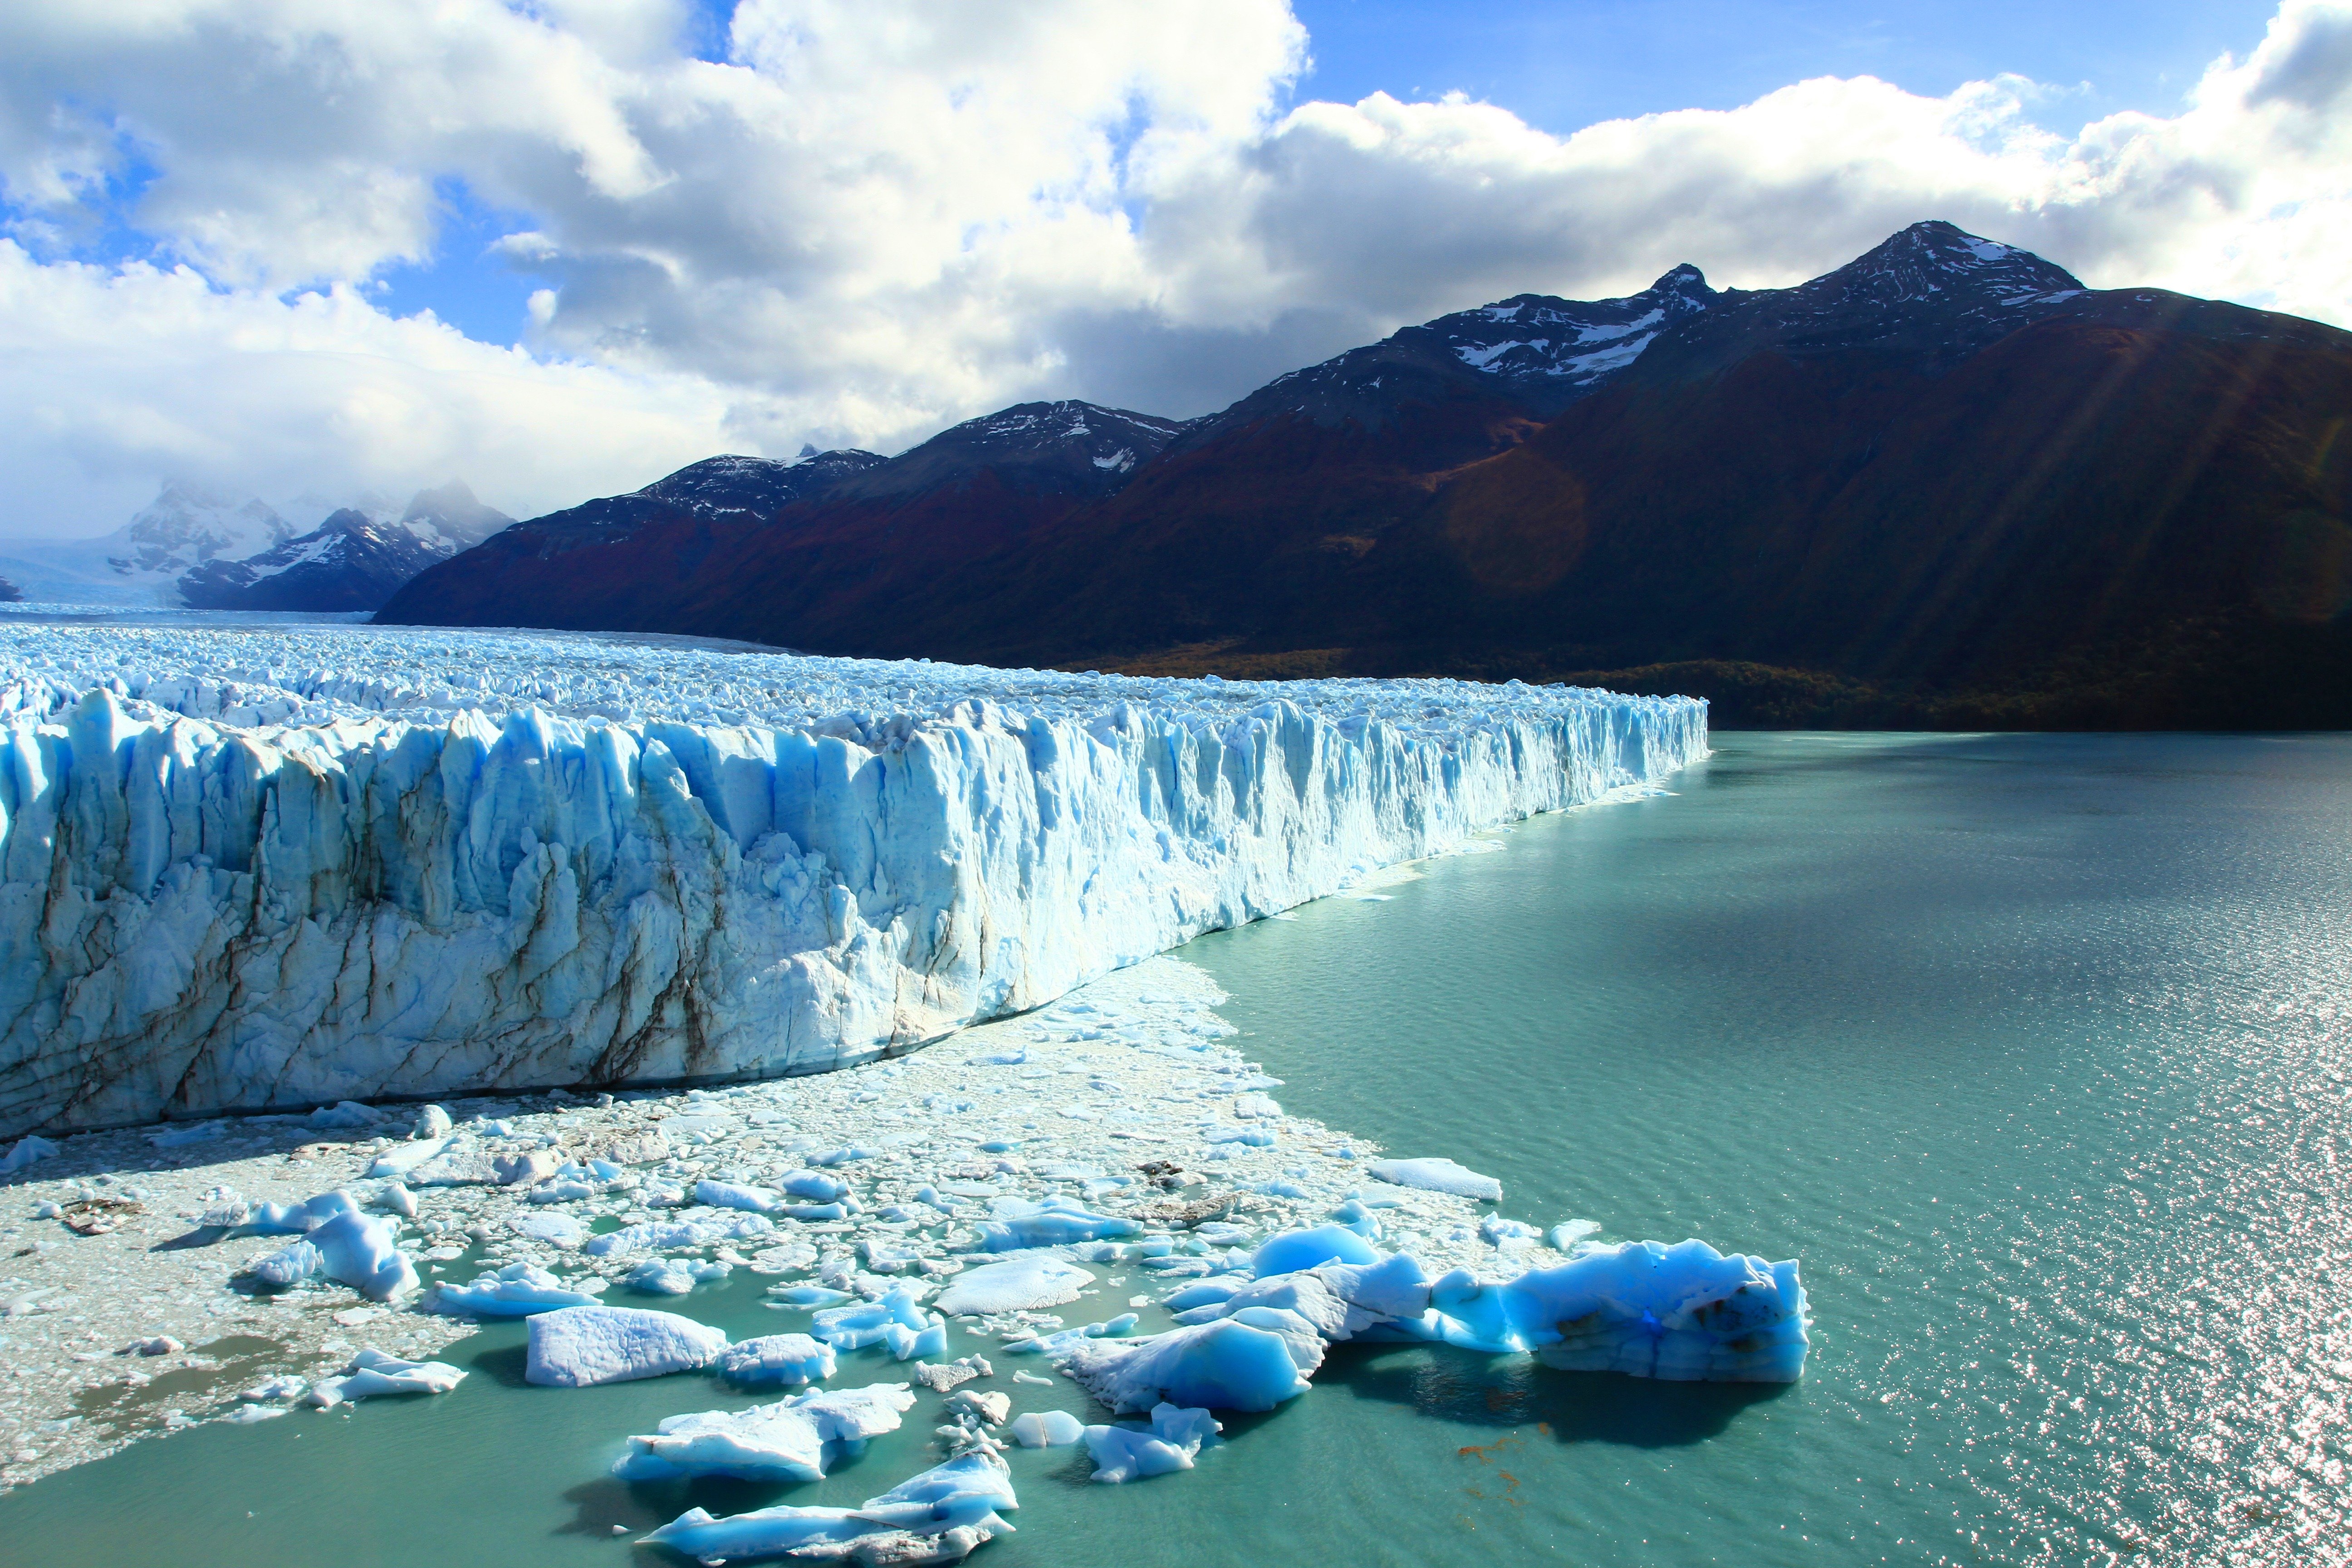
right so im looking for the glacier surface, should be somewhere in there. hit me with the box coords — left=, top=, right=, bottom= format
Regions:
left=0, top=622, right=1705, bottom=1135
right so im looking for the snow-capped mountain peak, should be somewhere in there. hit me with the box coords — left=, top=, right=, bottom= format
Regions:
left=105, top=482, right=296, bottom=578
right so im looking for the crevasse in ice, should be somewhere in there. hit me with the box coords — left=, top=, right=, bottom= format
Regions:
left=0, top=624, right=1705, bottom=1135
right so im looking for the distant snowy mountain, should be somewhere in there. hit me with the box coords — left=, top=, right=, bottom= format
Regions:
left=0, top=482, right=299, bottom=604
left=0, top=479, right=511, bottom=609
left=180, top=482, right=513, bottom=612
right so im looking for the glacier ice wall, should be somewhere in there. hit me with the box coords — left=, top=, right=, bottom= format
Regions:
left=0, top=625, right=1705, bottom=1135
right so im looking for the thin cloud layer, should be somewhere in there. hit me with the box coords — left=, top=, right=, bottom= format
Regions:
left=0, top=0, right=2346, bottom=532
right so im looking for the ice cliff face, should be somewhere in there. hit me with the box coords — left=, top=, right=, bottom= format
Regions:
left=0, top=626, right=1705, bottom=1136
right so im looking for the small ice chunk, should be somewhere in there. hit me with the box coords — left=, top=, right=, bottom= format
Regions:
left=509, top=1211, right=583, bottom=1246
left=1480, top=1215, right=1541, bottom=1246
left=245, top=1240, right=323, bottom=1290
left=304, top=1348, right=465, bottom=1406
left=778, top=1170, right=851, bottom=1202
left=625, top=1259, right=701, bottom=1296
left=613, top=1383, right=915, bottom=1482
left=945, top=1389, right=1009, bottom=1426
left=1081, top=1402, right=1222, bottom=1482
left=934, top=1256, right=1096, bottom=1315
left=767, top=1284, right=855, bottom=1309
left=640, top=1450, right=1016, bottom=1564
left=1008, top=1409, right=1085, bottom=1447
left=309, top=1208, right=418, bottom=1302
left=717, top=1334, right=838, bottom=1388
left=884, top=1318, right=951, bottom=1362
left=374, top=1182, right=419, bottom=1219
left=524, top=1305, right=729, bottom=1387
left=912, top=1355, right=993, bottom=1392
left=124, top=1335, right=184, bottom=1356
left=1367, top=1157, right=1503, bottom=1202
left=308, top=1100, right=383, bottom=1130
left=1549, top=1219, right=1602, bottom=1251
left=432, top=1262, right=601, bottom=1318
left=1, top=1135, right=59, bottom=1174
left=977, top=1196, right=1138, bottom=1251
left=492, top=1149, right=559, bottom=1187
left=1059, top=1318, right=1318, bottom=1413
left=695, top=1179, right=779, bottom=1214
left=811, top=1286, right=932, bottom=1350
left=245, top=1191, right=358, bottom=1234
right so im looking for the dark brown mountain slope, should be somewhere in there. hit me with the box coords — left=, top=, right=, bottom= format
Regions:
left=915, top=297, right=2352, bottom=726
left=383, top=225, right=2352, bottom=728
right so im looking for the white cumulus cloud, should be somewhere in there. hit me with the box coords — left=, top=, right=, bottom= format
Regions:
left=0, top=0, right=2346, bottom=535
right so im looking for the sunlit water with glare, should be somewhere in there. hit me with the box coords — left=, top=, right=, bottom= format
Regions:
left=4, top=731, right=2347, bottom=1567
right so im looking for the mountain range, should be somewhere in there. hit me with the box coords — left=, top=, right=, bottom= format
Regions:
left=359, top=220, right=2347, bottom=728
left=0, top=481, right=510, bottom=610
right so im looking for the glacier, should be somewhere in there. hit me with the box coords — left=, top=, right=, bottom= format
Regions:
left=0, top=622, right=1705, bottom=1136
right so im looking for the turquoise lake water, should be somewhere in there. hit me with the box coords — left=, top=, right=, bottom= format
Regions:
left=5, top=730, right=2348, bottom=1566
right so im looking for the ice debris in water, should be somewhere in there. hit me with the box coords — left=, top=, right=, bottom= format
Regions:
left=1081, top=1404, right=1224, bottom=1483
left=642, top=1448, right=1018, bottom=1566
left=0, top=623, right=1703, bottom=1136
left=1368, top=1157, right=1504, bottom=1202
left=933, top=1256, right=1095, bottom=1315
left=717, top=1334, right=838, bottom=1389
left=613, top=1383, right=917, bottom=1483
left=303, top=1348, right=465, bottom=1408
left=525, top=1304, right=730, bottom=1387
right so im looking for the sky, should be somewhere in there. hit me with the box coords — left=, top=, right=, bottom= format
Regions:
left=0, top=0, right=2342, bottom=535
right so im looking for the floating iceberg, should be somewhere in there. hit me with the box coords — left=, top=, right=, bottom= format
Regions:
left=0, top=627, right=1704, bottom=1136
left=613, top=1383, right=916, bottom=1483
left=524, top=1304, right=729, bottom=1387
left=642, top=1449, right=1017, bottom=1566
